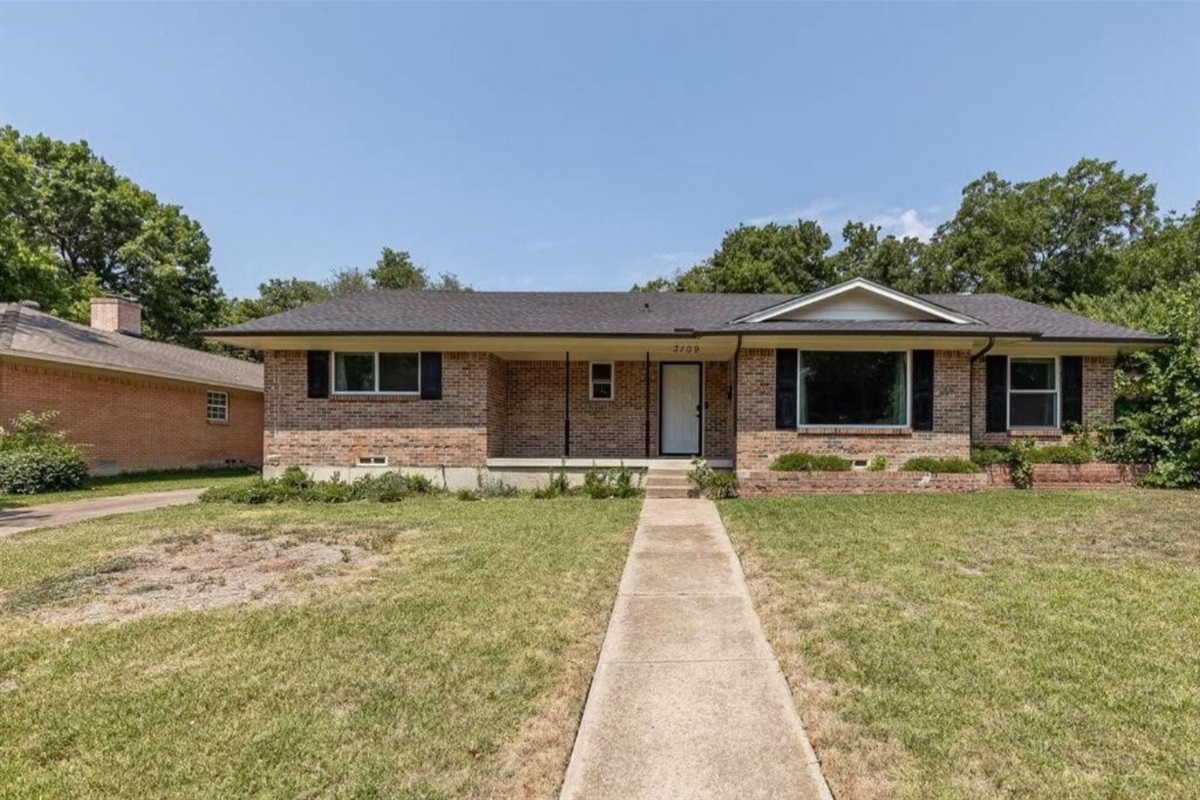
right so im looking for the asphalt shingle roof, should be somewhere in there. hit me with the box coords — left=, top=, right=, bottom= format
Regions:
left=206, top=289, right=1163, bottom=344
left=1, top=303, right=264, bottom=391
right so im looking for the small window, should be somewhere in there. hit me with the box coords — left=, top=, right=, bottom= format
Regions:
left=333, top=352, right=420, bottom=394
left=590, top=362, right=614, bottom=400
left=357, top=455, right=388, bottom=466
left=1009, top=357, right=1058, bottom=428
left=206, top=391, right=229, bottom=422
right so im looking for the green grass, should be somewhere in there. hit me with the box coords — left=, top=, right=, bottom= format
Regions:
left=0, top=497, right=640, bottom=798
left=0, top=468, right=260, bottom=510
left=721, top=491, right=1200, bottom=800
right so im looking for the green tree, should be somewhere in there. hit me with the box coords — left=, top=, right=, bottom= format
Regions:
left=0, top=126, right=225, bottom=345
left=1065, top=278, right=1200, bottom=487
left=923, top=159, right=1158, bottom=303
left=327, top=267, right=373, bottom=297
left=637, top=220, right=835, bottom=294
left=369, top=247, right=428, bottom=289
left=1112, top=203, right=1200, bottom=293
left=829, top=222, right=930, bottom=293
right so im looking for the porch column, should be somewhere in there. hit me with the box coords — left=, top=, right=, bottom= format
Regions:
left=564, top=351, right=571, bottom=457
left=644, top=352, right=651, bottom=457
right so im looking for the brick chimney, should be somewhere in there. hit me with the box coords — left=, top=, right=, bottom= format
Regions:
left=90, top=296, right=143, bottom=335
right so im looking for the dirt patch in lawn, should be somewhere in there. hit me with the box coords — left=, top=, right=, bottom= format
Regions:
left=4, top=531, right=381, bottom=624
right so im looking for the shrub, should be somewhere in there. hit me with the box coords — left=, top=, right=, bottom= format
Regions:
left=770, top=452, right=852, bottom=472
left=970, top=446, right=1011, bottom=467
left=402, top=473, right=437, bottom=495
left=687, top=457, right=738, bottom=499
left=581, top=463, right=642, bottom=499
left=1028, top=444, right=1091, bottom=465
left=534, top=468, right=572, bottom=499
left=351, top=471, right=410, bottom=502
left=1009, top=438, right=1037, bottom=490
left=583, top=466, right=612, bottom=499
left=900, top=457, right=981, bottom=474
left=200, top=469, right=438, bottom=504
left=476, top=470, right=520, bottom=498
left=0, top=445, right=90, bottom=494
left=455, top=488, right=481, bottom=501
left=866, top=455, right=887, bottom=472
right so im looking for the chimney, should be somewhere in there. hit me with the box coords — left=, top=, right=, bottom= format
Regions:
left=90, top=296, right=143, bottom=335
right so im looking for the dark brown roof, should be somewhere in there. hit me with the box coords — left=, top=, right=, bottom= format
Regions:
left=206, top=289, right=1164, bottom=344
left=1, top=303, right=263, bottom=391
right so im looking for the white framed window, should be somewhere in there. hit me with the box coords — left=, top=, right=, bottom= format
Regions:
left=357, top=455, right=388, bottom=466
left=206, top=391, right=229, bottom=423
left=796, top=350, right=910, bottom=427
left=1008, top=357, right=1059, bottom=429
left=332, top=352, right=420, bottom=395
left=590, top=362, right=614, bottom=400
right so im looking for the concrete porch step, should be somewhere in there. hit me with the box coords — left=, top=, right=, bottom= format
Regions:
left=644, top=475, right=691, bottom=488
left=645, top=486, right=695, bottom=499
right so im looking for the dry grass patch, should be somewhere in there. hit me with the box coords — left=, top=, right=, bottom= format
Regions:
left=0, top=498, right=640, bottom=799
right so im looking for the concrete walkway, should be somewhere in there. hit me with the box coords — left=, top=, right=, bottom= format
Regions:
left=0, top=489, right=205, bottom=537
left=561, top=498, right=832, bottom=800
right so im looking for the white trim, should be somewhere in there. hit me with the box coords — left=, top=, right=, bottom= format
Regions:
left=205, top=390, right=229, bottom=423
left=330, top=350, right=421, bottom=396
left=736, top=277, right=978, bottom=325
left=1007, top=355, right=1060, bottom=430
left=795, top=349, right=912, bottom=428
left=589, top=361, right=614, bottom=401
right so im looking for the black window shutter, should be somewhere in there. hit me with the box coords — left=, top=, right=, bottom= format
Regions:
left=775, top=349, right=798, bottom=429
left=306, top=351, right=330, bottom=398
left=912, top=350, right=935, bottom=431
left=985, top=355, right=1008, bottom=433
left=1061, top=356, right=1083, bottom=426
left=420, top=352, right=443, bottom=400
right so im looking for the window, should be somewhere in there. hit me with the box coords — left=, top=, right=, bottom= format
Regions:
left=590, top=362, right=614, bottom=400
left=333, top=352, right=420, bottom=394
left=357, top=455, right=388, bottom=466
left=1009, top=357, right=1058, bottom=428
left=798, top=351, right=908, bottom=426
left=206, top=391, right=229, bottom=422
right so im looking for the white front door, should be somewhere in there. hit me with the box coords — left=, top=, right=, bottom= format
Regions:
left=661, top=363, right=702, bottom=455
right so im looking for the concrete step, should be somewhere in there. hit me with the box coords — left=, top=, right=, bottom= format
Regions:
left=644, top=476, right=691, bottom=488
left=646, top=486, right=695, bottom=499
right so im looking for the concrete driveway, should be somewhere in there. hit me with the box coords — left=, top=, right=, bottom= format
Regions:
left=0, top=489, right=204, bottom=537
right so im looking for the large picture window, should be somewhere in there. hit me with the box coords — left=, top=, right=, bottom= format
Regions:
left=798, top=351, right=908, bottom=426
left=1009, top=357, right=1058, bottom=428
left=333, top=352, right=420, bottom=394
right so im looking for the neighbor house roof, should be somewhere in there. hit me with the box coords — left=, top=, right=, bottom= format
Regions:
left=206, top=283, right=1163, bottom=345
left=1, top=303, right=264, bottom=391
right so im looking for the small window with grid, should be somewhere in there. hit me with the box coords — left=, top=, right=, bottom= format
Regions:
left=206, top=391, right=229, bottom=423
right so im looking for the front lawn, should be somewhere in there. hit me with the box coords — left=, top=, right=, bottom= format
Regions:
left=0, top=468, right=260, bottom=510
left=0, top=497, right=640, bottom=798
left=722, top=491, right=1200, bottom=800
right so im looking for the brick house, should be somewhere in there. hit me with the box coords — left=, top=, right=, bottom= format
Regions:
left=206, top=278, right=1163, bottom=488
left=1, top=297, right=263, bottom=474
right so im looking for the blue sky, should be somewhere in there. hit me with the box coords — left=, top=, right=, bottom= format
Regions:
left=2, top=2, right=1198, bottom=298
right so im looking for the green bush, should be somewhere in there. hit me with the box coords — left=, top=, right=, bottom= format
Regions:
left=1029, top=444, right=1092, bottom=465
left=866, top=455, right=887, bottom=472
left=533, top=468, right=572, bottom=499
left=0, top=445, right=90, bottom=494
left=200, top=469, right=439, bottom=504
left=1009, top=438, right=1037, bottom=490
left=900, top=457, right=981, bottom=474
left=475, top=470, right=520, bottom=498
left=582, top=464, right=641, bottom=499
left=970, top=446, right=1011, bottom=467
left=770, top=452, right=852, bottom=472
left=686, top=457, right=738, bottom=499
left=0, top=411, right=90, bottom=495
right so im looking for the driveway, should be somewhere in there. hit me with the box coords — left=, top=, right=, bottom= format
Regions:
left=0, top=489, right=205, bottom=537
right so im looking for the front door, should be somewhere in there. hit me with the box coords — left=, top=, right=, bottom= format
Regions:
left=660, top=363, right=702, bottom=456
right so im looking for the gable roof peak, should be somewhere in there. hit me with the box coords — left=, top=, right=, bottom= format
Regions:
left=735, top=277, right=981, bottom=325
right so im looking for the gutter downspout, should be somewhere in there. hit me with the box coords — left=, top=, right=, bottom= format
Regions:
left=968, top=337, right=996, bottom=447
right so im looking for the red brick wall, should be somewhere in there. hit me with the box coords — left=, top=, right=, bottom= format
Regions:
left=735, top=348, right=972, bottom=470
left=263, top=350, right=495, bottom=468
left=971, top=355, right=1115, bottom=446
left=0, top=356, right=262, bottom=473
left=501, top=359, right=734, bottom=459
left=486, top=355, right=507, bottom=458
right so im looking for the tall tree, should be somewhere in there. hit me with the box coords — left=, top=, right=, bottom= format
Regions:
left=829, top=222, right=931, bottom=293
left=923, top=159, right=1158, bottom=303
left=0, top=126, right=225, bottom=345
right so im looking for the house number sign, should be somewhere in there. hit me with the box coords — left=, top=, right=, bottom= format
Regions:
left=672, top=344, right=700, bottom=354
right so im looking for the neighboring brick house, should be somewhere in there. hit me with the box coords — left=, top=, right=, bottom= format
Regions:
left=1, top=297, right=263, bottom=474
left=206, top=278, right=1163, bottom=488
